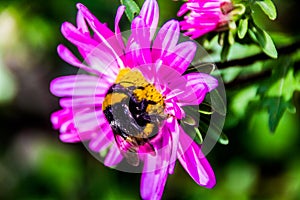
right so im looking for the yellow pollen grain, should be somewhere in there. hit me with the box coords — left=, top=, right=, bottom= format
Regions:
left=116, top=68, right=164, bottom=107
left=115, top=68, right=131, bottom=83
left=134, top=84, right=163, bottom=103
left=135, top=123, right=155, bottom=139
left=145, top=123, right=155, bottom=133
left=143, top=123, right=155, bottom=136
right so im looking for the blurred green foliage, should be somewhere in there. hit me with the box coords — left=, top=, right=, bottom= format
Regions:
left=0, top=0, right=299, bottom=199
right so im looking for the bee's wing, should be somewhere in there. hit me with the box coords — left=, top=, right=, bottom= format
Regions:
left=184, top=63, right=216, bottom=74
left=123, top=150, right=140, bottom=167
left=114, top=135, right=140, bottom=166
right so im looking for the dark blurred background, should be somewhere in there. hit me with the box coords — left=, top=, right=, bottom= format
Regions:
left=0, top=0, right=299, bottom=199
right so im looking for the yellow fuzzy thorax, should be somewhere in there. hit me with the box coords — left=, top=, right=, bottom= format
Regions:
left=116, top=68, right=165, bottom=112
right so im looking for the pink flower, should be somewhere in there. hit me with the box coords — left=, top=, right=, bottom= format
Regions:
left=50, top=0, right=218, bottom=199
left=177, top=0, right=234, bottom=39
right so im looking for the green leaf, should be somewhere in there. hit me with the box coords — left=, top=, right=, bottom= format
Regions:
left=194, top=128, right=203, bottom=144
left=219, top=67, right=242, bottom=83
left=218, top=132, right=229, bottom=145
left=221, top=42, right=230, bottom=62
left=199, top=102, right=214, bottom=115
left=228, top=28, right=236, bottom=45
left=267, top=68, right=295, bottom=101
left=259, top=57, right=294, bottom=100
left=258, top=57, right=298, bottom=132
left=231, top=3, right=246, bottom=16
left=238, top=18, right=248, bottom=39
left=182, top=115, right=197, bottom=126
left=218, top=32, right=225, bottom=46
left=181, top=106, right=204, bottom=144
left=198, top=117, right=228, bottom=145
left=120, top=0, right=140, bottom=22
left=250, top=25, right=278, bottom=58
left=232, top=85, right=259, bottom=118
left=208, top=89, right=227, bottom=116
left=248, top=28, right=257, bottom=43
left=256, top=0, right=277, bottom=20
left=263, top=97, right=295, bottom=132
left=180, top=121, right=203, bottom=145
left=296, top=72, right=300, bottom=91
left=199, top=103, right=214, bottom=115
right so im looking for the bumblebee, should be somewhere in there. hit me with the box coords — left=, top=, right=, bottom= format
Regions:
left=102, top=69, right=166, bottom=166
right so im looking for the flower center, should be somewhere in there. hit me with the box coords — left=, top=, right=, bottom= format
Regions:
left=102, top=68, right=166, bottom=145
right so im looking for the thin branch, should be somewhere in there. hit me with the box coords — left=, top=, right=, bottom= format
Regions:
left=225, top=58, right=300, bottom=88
left=225, top=70, right=272, bottom=88
left=215, top=40, right=300, bottom=69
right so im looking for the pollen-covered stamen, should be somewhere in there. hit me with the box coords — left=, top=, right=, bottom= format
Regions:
left=102, top=68, right=166, bottom=144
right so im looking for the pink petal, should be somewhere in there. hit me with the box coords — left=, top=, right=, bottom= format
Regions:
left=114, top=134, right=132, bottom=153
left=139, top=63, right=198, bottom=108
left=162, top=70, right=199, bottom=106
left=51, top=108, right=93, bottom=143
left=138, top=142, right=156, bottom=155
left=76, top=10, right=89, bottom=35
left=152, top=20, right=180, bottom=60
left=139, top=0, right=159, bottom=40
left=185, top=72, right=218, bottom=92
left=181, top=72, right=218, bottom=104
left=57, top=44, right=102, bottom=75
left=57, top=44, right=118, bottom=83
left=136, top=61, right=162, bottom=87
left=59, top=96, right=103, bottom=108
left=167, top=118, right=179, bottom=174
left=140, top=155, right=169, bottom=200
left=164, top=101, right=185, bottom=119
left=61, top=22, right=122, bottom=74
left=52, top=107, right=105, bottom=142
left=177, top=126, right=216, bottom=188
left=61, top=21, right=99, bottom=52
left=50, top=75, right=109, bottom=97
left=166, top=72, right=218, bottom=106
left=75, top=11, right=91, bottom=60
left=59, top=129, right=80, bottom=142
left=87, top=50, right=120, bottom=77
left=51, top=108, right=72, bottom=130
left=73, top=108, right=104, bottom=133
left=76, top=3, right=125, bottom=69
left=76, top=3, right=114, bottom=40
left=114, top=5, right=126, bottom=50
left=88, top=133, right=112, bottom=152
left=139, top=62, right=183, bottom=91
left=89, top=122, right=114, bottom=152
left=126, top=16, right=151, bottom=68
left=163, top=41, right=197, bottom=74
left=140, top=124, right=171, bottom=200
left=58, top=120, right=80, bottom=142
left=104, top=144, right=124, bottom=167
left=177, top=0, right=227, bottom=39
left=59, top=126, right=93, bottom=142
left=177, top=3, right=188, bottom=17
